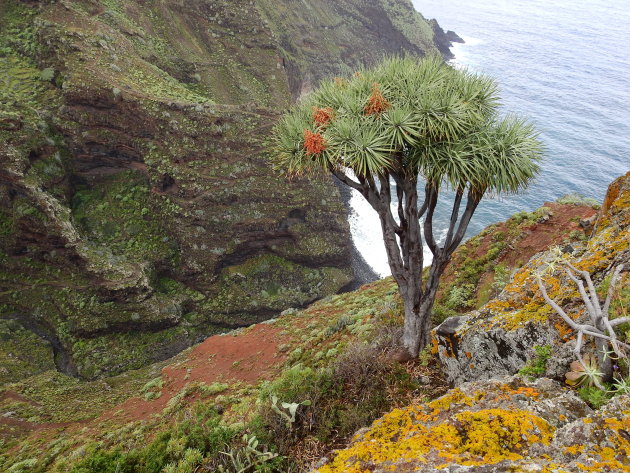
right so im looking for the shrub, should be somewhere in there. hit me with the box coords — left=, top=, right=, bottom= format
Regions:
left=491, top=264, right=512, bottom=296
left=445, top=284, right=475, bottom=310
left=577, top=386, right=613, bottom=409
left=254, top=344, right=412, bottom=459
left=518, top=345, right=552, bottom=380
left=69, top=405, right=238, bottom=473
left=556, top=193, right=600, bottom=208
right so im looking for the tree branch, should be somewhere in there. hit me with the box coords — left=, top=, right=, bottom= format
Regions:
left=602, top=264, right=624, bottom=317
left=378, top=174, right=401, bottom=234
left=610, top=317, right=630, bottom=327
left=445, top=187, right=482, bottom=255
left=330, top=168, right=363, bottom=192
left=444, top=187, right=464, bottom=250
left=423, top=182, right=439, bottom=257
left=567, top=262, right=602, bottom=316
left=394, top=175, right=406, bottom=230
left=564, top=266, right=599, bottom=325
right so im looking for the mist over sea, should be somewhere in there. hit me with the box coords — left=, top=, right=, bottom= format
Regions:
left=349, top=0, right=630, bottom=277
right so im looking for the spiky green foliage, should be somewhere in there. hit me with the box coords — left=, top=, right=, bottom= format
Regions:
left=273, top=56, right=541, bottom=194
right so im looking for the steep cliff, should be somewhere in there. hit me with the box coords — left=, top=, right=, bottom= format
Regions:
left=0, top=0, right=446, bottom=379
left=435, top=172, right=629, bottom=386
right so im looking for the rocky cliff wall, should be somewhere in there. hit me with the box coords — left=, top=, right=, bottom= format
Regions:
left=0, top=0, right=444, bottom=379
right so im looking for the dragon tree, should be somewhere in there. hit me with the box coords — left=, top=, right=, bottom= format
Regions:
left=272, top=56, right=542, bottom=357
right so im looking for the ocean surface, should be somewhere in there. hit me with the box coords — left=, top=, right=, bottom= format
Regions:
left=350, top=0, right=630, bottom=277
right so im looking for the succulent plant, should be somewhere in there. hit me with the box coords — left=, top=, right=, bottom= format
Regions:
left=565, top=354, right=604, bottom=388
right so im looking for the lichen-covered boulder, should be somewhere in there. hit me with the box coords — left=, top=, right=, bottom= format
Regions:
left=552, top=394, right=630, bottom=472
left=434, top=172, right=630, bottom=386
left=313, top=376, right=629, bottom=473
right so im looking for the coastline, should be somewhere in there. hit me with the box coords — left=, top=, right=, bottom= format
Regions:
left=332, top=176, right=380, bottom=289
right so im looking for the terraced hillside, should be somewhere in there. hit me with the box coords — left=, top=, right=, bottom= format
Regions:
left=0, top=0, right=447, bottom=379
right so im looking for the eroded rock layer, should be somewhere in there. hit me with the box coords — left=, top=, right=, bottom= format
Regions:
left=0, top=0, right=444, bottom=378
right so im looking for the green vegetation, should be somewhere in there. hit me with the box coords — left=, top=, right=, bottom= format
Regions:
left=0, top=277, right=448, bottom=472
left=66, top=405, right=237, bottom=473
left=71, top=170, right=178, bottom=264
left=254, top=344, right=417, bottom=456
left=518, top=345, right=552, bottom=380
left=1, top=0, right=447, bottom=383
left=557, top=192, right=600, bottom=208
left=577, top=386, right=613, bottom=409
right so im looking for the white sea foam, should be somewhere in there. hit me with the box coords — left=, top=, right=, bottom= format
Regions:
left=449, top=35, right=481, bottom=68
left=347, top=186, right=440, bottom=278
left=348, top=189, right=390, bottom=277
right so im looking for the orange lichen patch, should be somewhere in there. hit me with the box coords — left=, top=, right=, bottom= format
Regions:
left=364, top=83, right=390, bottom=116
left=312, top=107, right=335, bottom=128
left=431, top=337, right=439, bottom=355
left=501, top=385, right=540, bottom=398
left=485, top=299, right=513, bottom=312
left=465, top=352, right=472, bottom=359
left=303, top=129, right=327, bottom=155
left=450, top=409, right=553, bottom=461
left=565, top=414, right=630, bottom=472
left=554, top=321, right=575, bottom=341
left=316, top=407, right=555, bottom=473
left=426, top=388, right=476, bottom=415
left=439, top=332, right=460, bottom=358
left=505, top=268, right=532, bottom=293
left=576, top=232, right=629, bottom=273
left=479, top=266, right=589, bottom=331
left=596, top=172, right=630, bottom=231
left=577, top=461, right=630, bottom=473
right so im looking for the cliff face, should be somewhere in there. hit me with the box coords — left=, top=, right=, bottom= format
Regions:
left=0, top=0, right=444, bottom=379
left=256, top=0, right=437, bottom=98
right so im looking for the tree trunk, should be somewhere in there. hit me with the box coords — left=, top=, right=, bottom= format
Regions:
left=402, top=295, right=437, bottom=357
left=335, top=171, right=480, bottom=360
left=400, top=265, right=442, bottom=358
left=594, top=338, right=614, bottom=382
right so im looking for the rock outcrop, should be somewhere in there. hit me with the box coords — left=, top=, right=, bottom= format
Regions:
left=0, top=0, right=447, bottom=378
left=314, top=376, right=630, bottom=472
left=430, top=18, right=465, bottom=58
left=434, top=173, right=629, bottom=386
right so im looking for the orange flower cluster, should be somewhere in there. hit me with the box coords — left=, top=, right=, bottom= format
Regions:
left=364, top=83, right=390, bottom=116
left=303, top=129, right=327, bottom=155
left=313, top=107, right=335, bottom=128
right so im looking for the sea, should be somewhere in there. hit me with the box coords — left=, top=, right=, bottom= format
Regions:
left=349, top=0, right=630, bottom=277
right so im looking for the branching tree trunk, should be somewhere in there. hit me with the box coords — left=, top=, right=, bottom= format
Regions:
left=333, top=167, right=482, bottom=357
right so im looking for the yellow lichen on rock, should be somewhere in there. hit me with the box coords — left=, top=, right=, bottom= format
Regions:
left=316, top=405, right=554, bottom=473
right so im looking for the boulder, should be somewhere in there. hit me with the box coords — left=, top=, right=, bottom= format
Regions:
left=314, top=376, right=629, bottom=472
